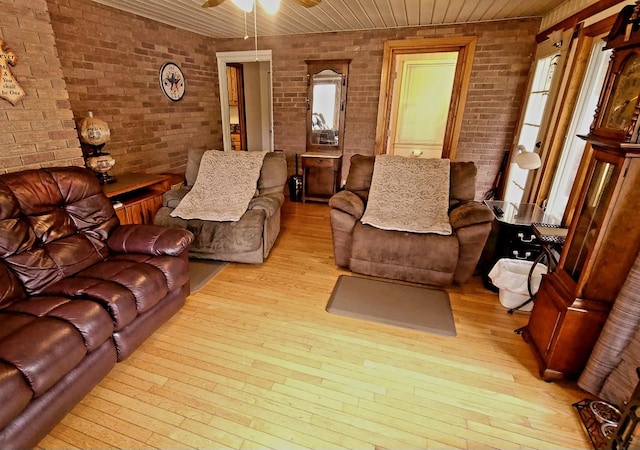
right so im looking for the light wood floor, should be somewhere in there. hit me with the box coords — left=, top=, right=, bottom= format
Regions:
left=39, top=201, right=592, bottom=449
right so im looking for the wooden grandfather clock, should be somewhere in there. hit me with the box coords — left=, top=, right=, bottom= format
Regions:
left=522, top=2, right=640, bottom=381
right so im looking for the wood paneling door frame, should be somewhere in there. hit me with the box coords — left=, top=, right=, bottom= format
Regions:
left=374, top=37, right=477, bottom=160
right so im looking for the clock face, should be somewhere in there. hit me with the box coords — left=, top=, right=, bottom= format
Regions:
left=602, top=52, right=640, bottom=131
left=159, top=62, right=185, bottom=101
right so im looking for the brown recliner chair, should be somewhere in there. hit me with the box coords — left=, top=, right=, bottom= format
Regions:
left=154, top=150, right=287, bottom=263
left=329, top=155, right=494, bottom=286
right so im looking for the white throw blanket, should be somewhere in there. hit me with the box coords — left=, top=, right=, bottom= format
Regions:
left=171, top=150, right=266, bottom=221
left=361, top=155, right=452, bottom=235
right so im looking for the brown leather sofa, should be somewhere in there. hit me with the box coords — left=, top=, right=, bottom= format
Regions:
left=329, top=155, right=494, bottom=286
left=0, top=167, right=194, bottom=449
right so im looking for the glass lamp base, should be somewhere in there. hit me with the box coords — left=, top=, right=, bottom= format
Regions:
left=95, top=171, right=116, bottom=184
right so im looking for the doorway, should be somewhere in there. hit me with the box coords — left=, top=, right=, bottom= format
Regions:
left=226, top=64, right=246, bottom=151
left=374, top=37, right=477, bottom=159
left=387, top=52, right=458, bottom=159
left=216, top=50, right=273, bottom=152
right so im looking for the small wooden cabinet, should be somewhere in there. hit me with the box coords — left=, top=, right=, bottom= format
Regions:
left=230, top=132, right=241, bottom=151
left=226, top=66, right=238, bottom=105
left=102, top=173, right=172, bottom=225
left=301, top=152, right=342, bottom=203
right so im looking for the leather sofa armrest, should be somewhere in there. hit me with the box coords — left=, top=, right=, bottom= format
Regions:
left=329, top=191, right=365, bottom=220
left=248, top=192, right=285, bottom=217
left=449, top=201, right=494, bottom=230
left=162, top=187, right=189, bottom=208
left=108, top=225, right=194, bottom=256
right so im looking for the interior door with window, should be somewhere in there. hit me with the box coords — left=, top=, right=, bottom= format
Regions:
left=374, top=37, right=476, bottom=160
left=387, top=52, right=458, bottom=159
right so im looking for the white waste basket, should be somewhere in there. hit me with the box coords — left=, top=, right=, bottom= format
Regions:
left=488, top=258, right=547, bottom=312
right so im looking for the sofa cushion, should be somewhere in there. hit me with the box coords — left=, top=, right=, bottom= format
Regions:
left=0, top=168, right=118, bottom=295
left=39, top=277, right=138, bottom=331
left=0, top=362, right=32, bottom=431
left=5, top=297, right=114, bottom=352
left=0, top=263, right=26, bottom=309
left=40, top=253, right=189, bottom=330
left=258, top=152, right=287, bottom=195
left=188, top=209, right=266, bottom=254
left=450, top=161, right=477, bottom=203
left=185, top=148, right=207, bottom=187
left=345, top=154, right=375, bottom=203
left=351, top=222, right=459, bottom=273
left=0, top=315, right=87, bottom=396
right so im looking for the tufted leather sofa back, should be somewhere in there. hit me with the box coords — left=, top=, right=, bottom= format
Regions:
left=0, top=167, right=119, bottom=301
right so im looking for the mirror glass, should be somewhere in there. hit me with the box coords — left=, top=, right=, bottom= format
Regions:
left=310, top=69, right=342, bottom=147
left=306, top=60, right=349, bottom=153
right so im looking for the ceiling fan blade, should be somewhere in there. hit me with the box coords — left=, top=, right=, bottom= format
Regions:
left=201, top=0, right=226, bottom=8
left=291, top=0, right=321, bottom=7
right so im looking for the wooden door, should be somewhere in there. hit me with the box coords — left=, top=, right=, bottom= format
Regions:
left=387, top=52, right=458, bottom=159
left=374, top=37, right=476, bottom=160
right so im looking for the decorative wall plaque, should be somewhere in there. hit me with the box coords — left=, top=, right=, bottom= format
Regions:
left=0, top=40, right=26, bottom=106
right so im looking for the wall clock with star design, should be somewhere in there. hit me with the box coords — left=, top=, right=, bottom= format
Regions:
left=159, top=62, right=185, bottom=101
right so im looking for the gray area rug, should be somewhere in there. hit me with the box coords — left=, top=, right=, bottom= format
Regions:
left=326, top=275, right=457, bottom=337
left=189, top=259, right=227, bottom=292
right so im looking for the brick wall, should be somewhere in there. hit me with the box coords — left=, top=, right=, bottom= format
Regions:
left=3, top=0, right=537, bottom=197
left=0, top=0, right=83, bottom=173
left=47, top=0, right=220, bottom=176
left=217, top=19, right=539, bottom=198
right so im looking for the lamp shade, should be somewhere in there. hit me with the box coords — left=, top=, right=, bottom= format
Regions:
left=259, top=0, right=280, bottom=13
left=231, top=0, right=254, bottom=12
left=514, top=145, right=541, bottom=170
left=77, top=112, right=110, bottom=146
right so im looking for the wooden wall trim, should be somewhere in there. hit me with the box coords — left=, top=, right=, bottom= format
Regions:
left=536, top=0, right=625, bottom=43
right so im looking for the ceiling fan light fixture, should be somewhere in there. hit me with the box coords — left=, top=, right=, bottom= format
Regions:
left=258, top=0, right=280, bottom=14
left=231, top=0, right=254, bottom=12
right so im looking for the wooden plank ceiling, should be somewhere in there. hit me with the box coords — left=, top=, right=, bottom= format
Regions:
left=91, top=0, right=567, bottom=38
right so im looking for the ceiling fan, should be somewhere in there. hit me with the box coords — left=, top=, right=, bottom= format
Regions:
left=201, top=0, right=321, bottom=12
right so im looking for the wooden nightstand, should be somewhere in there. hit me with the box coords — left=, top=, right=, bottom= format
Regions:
left=102, top=173, right=172, bottom=225
left=301, top=152, right=342, bottom=203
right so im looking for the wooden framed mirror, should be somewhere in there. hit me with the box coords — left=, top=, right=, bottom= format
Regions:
left=305, top=59, right=350, bottom=153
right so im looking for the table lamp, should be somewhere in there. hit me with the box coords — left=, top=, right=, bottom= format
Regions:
left=76, top=112, right=116, bottom=184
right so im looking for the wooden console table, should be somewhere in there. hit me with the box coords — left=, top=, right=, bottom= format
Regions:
left=301, top=152, right=342, bottom=203
left=102, top=173, right=173, bottom=225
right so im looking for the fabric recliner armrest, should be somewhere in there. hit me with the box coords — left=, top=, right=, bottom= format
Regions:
left=449, top=201, right=494, bottom=230
left=328, top=191, right=365, bottom=220
left=162, top=188, right=190, bottom=208
left=247, top=192, right=285, bottom=217
left=108, top=225, right=194, bottom=256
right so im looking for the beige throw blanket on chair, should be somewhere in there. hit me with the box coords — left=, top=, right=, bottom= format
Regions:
left=171, top=150, right=266, bottom=222
left=361, top=155, right=452, bottom=235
